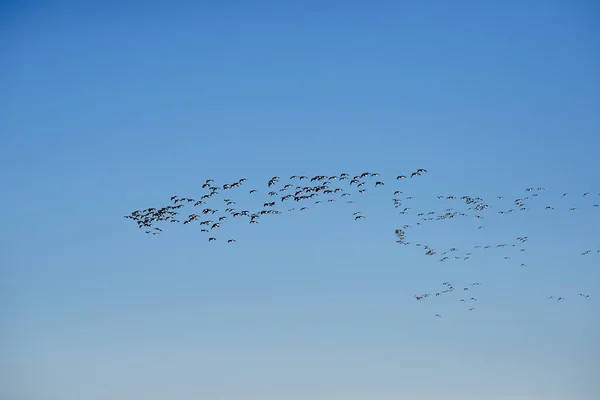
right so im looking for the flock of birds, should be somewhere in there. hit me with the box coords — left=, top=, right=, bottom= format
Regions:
left=125, top=169, right=596, bottom=317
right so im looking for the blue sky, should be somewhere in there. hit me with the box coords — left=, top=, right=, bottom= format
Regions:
left=1, top=1, right=599, bottom=399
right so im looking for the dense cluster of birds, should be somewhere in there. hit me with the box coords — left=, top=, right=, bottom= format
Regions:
left=125, top=170, right=431, bottom=240
left=125, top=169, right=597, bottom=317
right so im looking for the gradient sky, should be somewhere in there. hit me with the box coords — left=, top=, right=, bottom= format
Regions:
left=1, top=1, right=599, bottom=399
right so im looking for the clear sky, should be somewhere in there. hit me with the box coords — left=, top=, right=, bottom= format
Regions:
left=1, top=1, right=599, bottom=399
